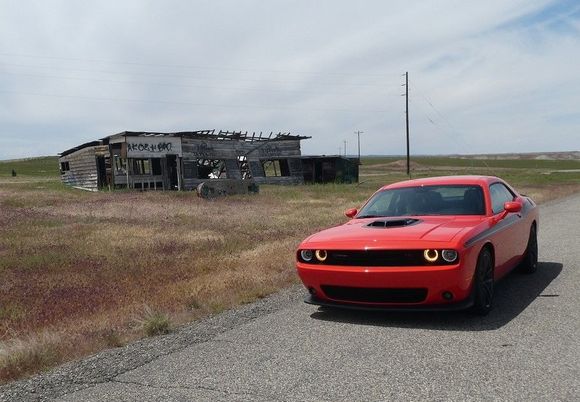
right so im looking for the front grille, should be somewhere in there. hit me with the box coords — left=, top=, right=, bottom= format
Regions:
left=321, top=285, right=427, bottom=303
left=326, top=250, right=425, bottom=266
left=297, top=249, right=459, bottom=266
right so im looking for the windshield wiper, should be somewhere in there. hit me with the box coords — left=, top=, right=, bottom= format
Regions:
left=356, top=214, right=387, bottom=218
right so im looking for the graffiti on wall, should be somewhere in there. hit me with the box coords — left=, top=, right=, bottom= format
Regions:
left=260, top=145, right=281, bottom=157
left=127, top=142, right=174, bottom=153
left=126, top=137, right=182, bottom=157
left=192, top=142, right=214, bottom=158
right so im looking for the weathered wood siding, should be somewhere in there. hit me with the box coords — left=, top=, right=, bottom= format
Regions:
left=181, top=138, right=304, bottom=186
left=182, top=138, right=238, bottom=159
left=59, top=146, right=108, bottom=191
left=181, top=138, right=302, bottom=159
left=243, top=140, right=302, bottom=158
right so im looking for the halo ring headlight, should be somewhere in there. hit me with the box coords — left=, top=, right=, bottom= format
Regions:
left=442, top=249, right=458, bottom=263
left=300, top=249, right=313, bottom=262
left=315, top=249, right=328, bottom=262
left=424, top=249, right=439, bottom=263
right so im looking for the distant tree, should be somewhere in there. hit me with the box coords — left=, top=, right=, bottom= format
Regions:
left=11, top=169, right=16, bottom=177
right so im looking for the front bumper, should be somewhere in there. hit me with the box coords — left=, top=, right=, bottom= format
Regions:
left=305, top=293, right=474, bottom=312
left=296, top=260, right=475, bottom=307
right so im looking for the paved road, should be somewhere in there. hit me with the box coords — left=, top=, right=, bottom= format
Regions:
left=2, top=194, right=580, bottom=401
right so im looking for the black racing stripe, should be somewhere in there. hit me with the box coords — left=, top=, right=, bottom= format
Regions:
left=464, top=215, right=517, bottom=248
left=464, top=196, right=535, bottom=248
left=522, top=197, right=533, bottom=213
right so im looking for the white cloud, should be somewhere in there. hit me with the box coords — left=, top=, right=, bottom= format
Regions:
left=0, top=0, right=578, bottom=159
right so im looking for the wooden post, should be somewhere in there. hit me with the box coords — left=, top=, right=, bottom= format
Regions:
left=176, top=156, right=182, bottom=191
left=126, top=158, right=130, bottom=189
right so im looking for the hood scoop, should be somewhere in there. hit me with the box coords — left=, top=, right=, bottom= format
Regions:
left=366, top=218, right=421, bottom=229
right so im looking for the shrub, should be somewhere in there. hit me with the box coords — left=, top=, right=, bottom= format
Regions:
left=135, top=305, right=171, bottom=337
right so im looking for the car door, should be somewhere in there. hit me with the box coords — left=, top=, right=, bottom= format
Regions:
left=489, top=182, right=524, bottom=278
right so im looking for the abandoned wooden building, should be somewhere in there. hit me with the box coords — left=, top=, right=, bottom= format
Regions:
left=59, top=130, right=320, bottom=191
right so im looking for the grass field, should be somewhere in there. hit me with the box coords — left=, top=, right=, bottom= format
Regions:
left=1, top=155, right=579, bottom=383
left=0, top=157, right=59, bottom=177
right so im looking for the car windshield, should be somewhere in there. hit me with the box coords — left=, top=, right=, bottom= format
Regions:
left=357, top=185, right=485, bottom=217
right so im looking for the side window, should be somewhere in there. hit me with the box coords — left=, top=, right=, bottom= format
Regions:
left=489, top=183, right=515, bottom=214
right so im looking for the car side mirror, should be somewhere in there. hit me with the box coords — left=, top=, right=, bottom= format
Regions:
left=344, top=208, right=358, bottom=218
left=504, top=201, right=522, bottom=213
left=495, top=201, right=522, bottom=222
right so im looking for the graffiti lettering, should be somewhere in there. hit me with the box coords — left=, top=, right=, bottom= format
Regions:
left=193, top=142, right=213, bottom=158
left=261, top=145, right=281, bottom=157
left=127, top=142, right=173, bottom=153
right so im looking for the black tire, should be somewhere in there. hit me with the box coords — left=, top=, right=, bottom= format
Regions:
left=519, top=225, right=538, bottom=274
left=471, top=248, right=494, bottom=315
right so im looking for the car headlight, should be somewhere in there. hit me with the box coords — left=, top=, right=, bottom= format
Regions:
left=300, top=249, right=313, bottom=262
left=315, top=249, right=328, bottom=262
left=441, top=249, right=458, bottom=263
left=423, top=249, right=439, bottom=262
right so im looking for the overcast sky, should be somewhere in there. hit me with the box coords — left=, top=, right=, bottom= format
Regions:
left=0, top=0, right=579, bottom=159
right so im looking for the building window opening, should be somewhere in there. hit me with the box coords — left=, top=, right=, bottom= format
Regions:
left=151, top=158, right=162, bottom=175
left=197, top=159, right=226, bottom=179
left=60, top=161, right=70, bottom=174
left=262, top=159, right=290, bottom=177
left=114, top=155, right=127, bottom=174
left=132, top=159, right=151, bottom=175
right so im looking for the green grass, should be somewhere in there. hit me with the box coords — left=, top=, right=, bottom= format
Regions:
left=136, top=305, right=171, bottom=337
left=0, top=156, right=60, bottom=177
left=359, top=156, right=580, bottom=189
left=361, top=156, right=580, bottom=170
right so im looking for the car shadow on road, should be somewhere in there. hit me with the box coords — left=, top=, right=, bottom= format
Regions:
left=309, top=262, right=563, bottom=331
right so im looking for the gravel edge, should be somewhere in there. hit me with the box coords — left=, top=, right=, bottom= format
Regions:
left=0, top=286, right=305, bottom=402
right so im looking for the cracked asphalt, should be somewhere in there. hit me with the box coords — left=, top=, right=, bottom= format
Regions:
left=2, top=193, right=579, bottom=401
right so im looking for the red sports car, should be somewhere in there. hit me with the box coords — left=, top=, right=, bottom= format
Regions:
left=296, top=175, right=539, bottom=314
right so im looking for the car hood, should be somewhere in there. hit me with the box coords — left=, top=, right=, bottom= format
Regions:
left=303, top=216, right=485, bottom=248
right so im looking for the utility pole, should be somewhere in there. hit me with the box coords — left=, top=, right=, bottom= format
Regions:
left=343, top=140, right=347, bottom=157
left=354, top=130, right=363, bottom=164
left=405, top=71, right=410, bottom=177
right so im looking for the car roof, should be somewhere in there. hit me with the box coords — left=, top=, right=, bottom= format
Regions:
left=380, top=175, right=500, bottom=190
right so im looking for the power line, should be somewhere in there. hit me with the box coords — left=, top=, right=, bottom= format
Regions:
left=0, top=89, right=390, bottom=114
left=0, top=61, right=389, bottom=88
left=408, top=80, right=492, bottom=170
left=0, top=52, right=394, bottom=79
left=0, top=69, right=384, bottom=97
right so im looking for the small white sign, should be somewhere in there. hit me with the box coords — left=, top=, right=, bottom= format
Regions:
left=126, top=137, right=182, bottom=158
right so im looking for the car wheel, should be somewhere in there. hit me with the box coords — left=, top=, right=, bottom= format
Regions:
left=519, top=225, right=538, bottom=274
left=471, top=248, right=494, bottom=315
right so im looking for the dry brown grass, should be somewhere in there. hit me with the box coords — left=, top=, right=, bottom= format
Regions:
left=0, top=181, right=367, bottom=383
left=0, top=332, right=62, bottom=382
